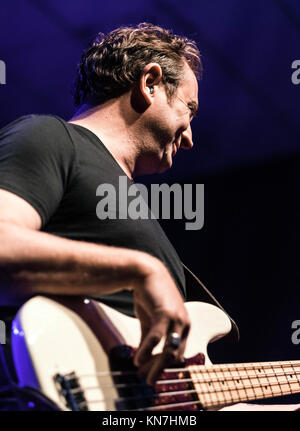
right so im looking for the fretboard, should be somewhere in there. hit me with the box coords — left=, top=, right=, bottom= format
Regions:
left=188, top=360, right=300, bottom=410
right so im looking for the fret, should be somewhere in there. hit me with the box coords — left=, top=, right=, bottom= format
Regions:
left=243, top=365, right=257, bottom=400
left=189, top=367, right=215, bottom=407
left=188, top=364, right=300, bottom=385
left=233, top=366, right=248, bottom=400
left=276, top=363, right=291, bottom=393
left=205, top=368, right=224, bottom=406
left=247, top=365, right=265, bottom=398
left=188, top=360, right=300, bottom=410
left=282, top=362, right=299, bottom=392
left=234, top=365, right=257, bottom=401
left=189, top=366, right=231, bottom=407
left=218, top=366, right=235, bottom=405
left=252, top=364, right=273, bottom=398
left=290, top=362, right=300, bottom=392
left=226, top=366, right=242, bottom=403
left=200, top=388, right=300, bottom=410
left=262, top=364, right=282, bottom=396
left=193, top=382, right=300, bottom=410
left=208, top=361, right=300, bottom=372
left=200, top=368, right=215, bottom=406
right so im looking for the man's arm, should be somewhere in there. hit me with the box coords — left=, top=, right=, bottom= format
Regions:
left=0, top=189, right=190, bottom=385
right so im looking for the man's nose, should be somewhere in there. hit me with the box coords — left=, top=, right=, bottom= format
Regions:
left=180, top=125, right=194, bottom=149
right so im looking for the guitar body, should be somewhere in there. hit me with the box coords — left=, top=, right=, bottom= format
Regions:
left=11, top=296, right=231, bottom=411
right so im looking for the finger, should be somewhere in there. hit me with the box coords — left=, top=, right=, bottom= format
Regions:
left=146, top=323, right=190, bottom=386
left=165, top=322, right=190, bottom=361
left=134, top=316, right=169, bottom=367
left=146, top=350, right=176, bottom=386
left=136, top=355, right=157, bottom=380
left=134, top=302, right=151, bottom=341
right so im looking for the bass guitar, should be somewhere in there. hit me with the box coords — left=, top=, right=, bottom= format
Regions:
left=11, top=296, right=300, bottom=411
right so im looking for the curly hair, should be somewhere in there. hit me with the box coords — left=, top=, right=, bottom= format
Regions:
left=72, top=23, right=202, bottom=107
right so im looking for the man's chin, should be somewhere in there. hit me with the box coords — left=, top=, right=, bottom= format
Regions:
left=157, top=158, right=173, bottom=174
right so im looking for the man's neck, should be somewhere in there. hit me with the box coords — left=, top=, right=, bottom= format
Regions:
left=68, top=99, right=141, bottom=180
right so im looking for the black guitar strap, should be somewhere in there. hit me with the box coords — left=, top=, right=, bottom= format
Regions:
left=182, top=263, right=240, bottom=343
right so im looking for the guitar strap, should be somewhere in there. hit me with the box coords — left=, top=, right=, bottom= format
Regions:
left=182, top=263, right=240, bottom=343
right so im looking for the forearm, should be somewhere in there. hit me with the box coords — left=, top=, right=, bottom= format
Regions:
left=0, top=222, right=157, bottom=303
left=0, top=222, right=190, bottom=386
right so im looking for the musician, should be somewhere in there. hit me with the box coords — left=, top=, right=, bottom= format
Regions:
left=0, top=23, right=299, bottom=411
left=0, top=23, right=199, bottom=387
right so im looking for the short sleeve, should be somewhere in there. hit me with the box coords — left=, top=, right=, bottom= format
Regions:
left=0, top=115, right=76, bottom=226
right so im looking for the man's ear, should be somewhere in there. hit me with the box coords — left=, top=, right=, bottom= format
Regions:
left=131, top=63, right=163, bottom=113
left=140, top=63, right=163, bottom=104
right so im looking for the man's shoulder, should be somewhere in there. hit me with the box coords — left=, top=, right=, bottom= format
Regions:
left=0, top=114, right=74, bottom=154
left=1, top=114, right=68, bottom=135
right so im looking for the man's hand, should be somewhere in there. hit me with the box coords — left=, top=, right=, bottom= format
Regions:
left=133, top=259, right=190, bottom=386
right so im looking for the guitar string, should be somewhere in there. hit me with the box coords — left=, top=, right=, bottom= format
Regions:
left=63, top=361, right=300, bottom=380
left=59, top=362, right=300, bottom=408
left=76, top=379, right=300, bottom=400
left=67, top=369, right=300, bottom=394
left=73, top=378, right=300, bottom=412
left=76, top=398, right=204, bottom=411
left=78, top=383, right=300, bottom=412
left=65, top=368, right=300, bottom=387
left=133, top=384, right=300, bottom=411
left=63, top=373, right=300, bottom=409
left=75, top=382, right=300, bottom=409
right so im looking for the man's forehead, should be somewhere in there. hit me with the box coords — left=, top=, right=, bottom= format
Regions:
left=179, top=64, right=199, bottom=108
left=180, top=63, right=198, bottom=91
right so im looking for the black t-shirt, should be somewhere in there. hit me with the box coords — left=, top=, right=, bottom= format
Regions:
left=0, top=114, right=186, bottom=316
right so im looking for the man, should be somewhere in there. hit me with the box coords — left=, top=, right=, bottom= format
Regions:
left=0, top=23, right=200, bottom=388
left=1, top=23, right=298, bottom=411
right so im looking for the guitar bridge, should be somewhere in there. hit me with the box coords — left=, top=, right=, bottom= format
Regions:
left=54, top=371, right=88, bottom=411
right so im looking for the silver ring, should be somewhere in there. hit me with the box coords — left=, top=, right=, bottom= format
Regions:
left=166, top=332, right=181, bottom=349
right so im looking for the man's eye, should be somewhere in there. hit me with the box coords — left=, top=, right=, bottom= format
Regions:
left=188, top=106, right=196, bottom=119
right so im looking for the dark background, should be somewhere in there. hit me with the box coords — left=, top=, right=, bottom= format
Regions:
left=0, top=0, right=300, bottom=392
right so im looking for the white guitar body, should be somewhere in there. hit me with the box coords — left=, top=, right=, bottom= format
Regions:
left=11, top=296, right=231, bottom=411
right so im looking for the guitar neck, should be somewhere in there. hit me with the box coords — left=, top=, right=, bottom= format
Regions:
left=189, top=360, right=300, bottom=410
